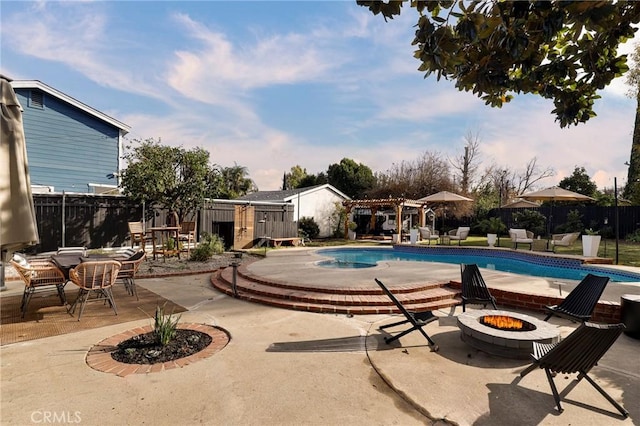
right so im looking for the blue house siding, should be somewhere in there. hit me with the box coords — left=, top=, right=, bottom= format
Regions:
left=13, top=85, right=126, bottom=193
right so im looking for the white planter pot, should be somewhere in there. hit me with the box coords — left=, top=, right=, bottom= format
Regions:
left=487, top=234, right=497, bottom=247
left=410, top=229, right=419, bottom=245
left=582, top=235, right=601, bottom=257
left=392, top=234, right=400, bottom=244
left=348, top=230, right=357, bottom=241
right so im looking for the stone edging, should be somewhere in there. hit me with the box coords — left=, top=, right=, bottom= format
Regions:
left=85, top=323, right=230, bottom=377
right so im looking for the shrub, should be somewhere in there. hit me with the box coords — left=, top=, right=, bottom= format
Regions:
left=298, top=216, right=320, bottom=239
left=512, top=209, right=547, bottom=236
left=153, top=303, right=181, bottom=346
left=478, top=217, right=506, bottom=234
left=190, top=232, right=224, bottom=261
left=626, top=229, right=640, bottom=243
left=554, top=209, right=584, bottom=234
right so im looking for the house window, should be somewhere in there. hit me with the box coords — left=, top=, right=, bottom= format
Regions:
left=29, top=91, right=44, bottom=109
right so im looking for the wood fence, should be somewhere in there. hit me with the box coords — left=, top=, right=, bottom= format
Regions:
left=28, top=194, right=297, bottom=254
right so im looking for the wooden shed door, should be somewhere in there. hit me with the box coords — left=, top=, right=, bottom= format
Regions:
left=233, top=205, right=255, bottom=250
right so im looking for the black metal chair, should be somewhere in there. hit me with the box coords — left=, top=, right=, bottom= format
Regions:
left=459, top=264, right=498, bottom=313
left=543, top=273, right=609, bottom=323
left=520, top=322, right=628, bottom=417
left=374, top=278, right=439, bottom=351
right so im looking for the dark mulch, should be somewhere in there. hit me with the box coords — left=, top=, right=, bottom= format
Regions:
left=111, top=329, right=212, bottom=364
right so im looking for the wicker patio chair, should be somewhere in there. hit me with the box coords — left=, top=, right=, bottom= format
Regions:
left=10, top=254, right=67, bottom=318
left=509, top=228, right=534, bottom=250
left=68, top=260, right=121, bottom=320
left=374, top=278, right=439, bottom=350
left=418, top=226, right=439, bottom=245
left=448, top=227, right=470, bottom=245
left=520, top=322, right=628, bottom=417
left=459, top=264, right=497, bottom=313
left=549, top=232, right=580, bottom=252
left=56, top=246, right=87, bottom=256
left=116, top=250, right=146, bottom=300
left=543, top=273, right=609, bottom=323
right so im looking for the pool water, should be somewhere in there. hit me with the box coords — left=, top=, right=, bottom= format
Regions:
left=317, top=247, right=640, bottom=283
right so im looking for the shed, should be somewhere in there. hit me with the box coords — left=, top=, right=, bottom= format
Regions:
left=238, top=184, right=350, bottom=238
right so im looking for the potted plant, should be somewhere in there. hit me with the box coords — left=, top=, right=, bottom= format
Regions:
left=348, top=221, right=357, bottom=240
left=479, top=217, right=506, bottom=247
left=582, top=228, right=601, bottom=257
left=409, top=225, right=419, bottom=245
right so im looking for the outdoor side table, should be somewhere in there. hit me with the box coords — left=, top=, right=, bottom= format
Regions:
left=439, top=235, right=450, bottom=245
left=621, top=294, right=640, bottom=339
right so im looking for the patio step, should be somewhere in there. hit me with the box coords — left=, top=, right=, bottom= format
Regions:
left=211, top=266, right=461, bottom=315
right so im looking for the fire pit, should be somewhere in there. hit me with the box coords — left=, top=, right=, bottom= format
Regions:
left=457, top=310, right=560, bottom=359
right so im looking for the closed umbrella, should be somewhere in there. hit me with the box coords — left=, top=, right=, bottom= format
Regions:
left=520, top=186, right=594, bottom=238
left=418, top=191, right=473, bottom=232
left=0, top=75, right=39, bottom=289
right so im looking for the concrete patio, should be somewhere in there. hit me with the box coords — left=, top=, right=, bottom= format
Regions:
left=1, top=249, right=638, bottom=425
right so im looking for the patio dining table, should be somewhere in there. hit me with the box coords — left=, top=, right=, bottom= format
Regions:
left=51, top=253, right=117, bottom=279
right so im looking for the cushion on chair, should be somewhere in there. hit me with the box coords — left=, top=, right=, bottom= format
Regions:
left=128, top=251, right=145, bottom=261
left=12, top=253, right=30, bottom=269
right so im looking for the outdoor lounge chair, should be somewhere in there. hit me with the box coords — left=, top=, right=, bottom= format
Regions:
left=10, top=254, right=67, bottom=318
left=459, top=264, right=497, bottom=312
left=549, top=232, right=580, bottom=252
left=374, top=278, right=439, bottom=350
left=116, top=250, right=146, bottom=300
left=448, top=227, right=470, bottom=245
left=509, top=228, right=534, bottom=250
left=418, top=226, right=439, bottom=245
left=68, top=260, right=121, bottom=320
left=519, top=322, right=628, bottom=417
left=543, top=273, right=609, bottom=323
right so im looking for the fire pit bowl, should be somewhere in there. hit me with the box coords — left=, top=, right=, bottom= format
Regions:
left=457, top=310, right=560, bottom=359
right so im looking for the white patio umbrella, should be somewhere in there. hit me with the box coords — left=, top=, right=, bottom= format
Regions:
left=0, top=75, right=39, bottom=289
left=418, top=191, right=473, bottom=232
left=519, top=186, right=594, bottom=237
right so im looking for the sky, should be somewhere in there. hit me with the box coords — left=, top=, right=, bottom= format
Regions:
left=1, top=1, right=637, bottom=193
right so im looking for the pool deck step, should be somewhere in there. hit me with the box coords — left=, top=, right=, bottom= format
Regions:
left=211, top=266, right=461, bottom=315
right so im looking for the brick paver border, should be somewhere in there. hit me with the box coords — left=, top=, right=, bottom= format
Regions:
left=86, top=323, right=230, bottom=377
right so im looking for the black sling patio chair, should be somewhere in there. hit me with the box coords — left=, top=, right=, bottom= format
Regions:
left=519, top=322, right=628, bottom=417
left=374, top=278, right=439, bottom=351
left=459, top=264, right=498, bottom=313
left=543, top=273, right=609, bottom=323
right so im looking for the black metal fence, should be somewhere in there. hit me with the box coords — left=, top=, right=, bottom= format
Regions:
left=491, top=205, right=640, bottom=238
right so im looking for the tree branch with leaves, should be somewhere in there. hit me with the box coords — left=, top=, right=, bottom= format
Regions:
left=358, top=0, right=640, bottom=127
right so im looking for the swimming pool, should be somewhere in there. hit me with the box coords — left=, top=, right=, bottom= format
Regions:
left=317, top=247, right=640, bottom=283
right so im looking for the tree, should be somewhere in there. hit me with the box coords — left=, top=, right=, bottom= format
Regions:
left=218, top=163, right=257, bottom=199
left=450, top=130, right=481, bottom=194
left=120, top=138, right=210, bottom=222
left=370, top=151, right=452, bottom=199
left=327, top=158, right=376, bottom=199
left=358, top=1, right=640, bottom=127
left=558, top=166, right=598, bottom=197
left=624, top=42, right=640, bottom=205
left=283, top=165, right=308, bottom=190
left=298, top=172, right=328, bottom=188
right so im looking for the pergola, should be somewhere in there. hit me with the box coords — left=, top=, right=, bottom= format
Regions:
left=342, top=198, right=428, bottom=238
